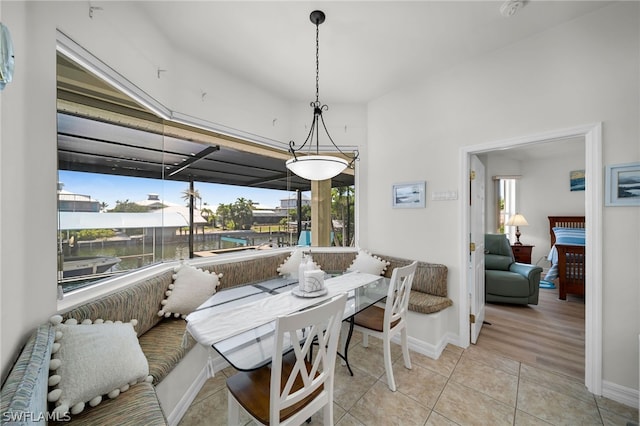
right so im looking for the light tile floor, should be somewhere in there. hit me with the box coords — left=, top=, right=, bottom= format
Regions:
left=179, top=332, right=639, bottom=426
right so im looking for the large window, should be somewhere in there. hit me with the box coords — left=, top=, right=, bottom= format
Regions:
left=56, top=44, right=356, bottom=294
left=493, top=176, right=520, bottom=241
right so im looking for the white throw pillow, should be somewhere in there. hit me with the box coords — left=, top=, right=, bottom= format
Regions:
left=158, top=263, right=222, bottom=319
left=346, top=250, right=390, bottom=276
left=277, top=249, right=320, bottom=278
left=47, top=315, right=152, bottom=417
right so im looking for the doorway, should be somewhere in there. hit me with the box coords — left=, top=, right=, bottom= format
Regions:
left=458, top=123, right=603, bottom=395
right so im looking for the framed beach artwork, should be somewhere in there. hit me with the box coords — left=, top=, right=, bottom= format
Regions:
left=605, top=162, right=640, bottom=206
left=570, top=170, right=585, bottom=191
left=392, top=181, right=426, bottom=208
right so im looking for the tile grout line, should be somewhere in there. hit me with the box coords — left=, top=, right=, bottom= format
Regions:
left=423, top=348, right=464, bottom=425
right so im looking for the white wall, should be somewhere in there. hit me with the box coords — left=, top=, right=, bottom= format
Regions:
left=1, top=1, right=59, bottom=382
left=365, top=2, right=639, bottom=392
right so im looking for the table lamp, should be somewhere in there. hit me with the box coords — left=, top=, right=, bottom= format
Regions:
left=506, top=213, right=528, bottom=245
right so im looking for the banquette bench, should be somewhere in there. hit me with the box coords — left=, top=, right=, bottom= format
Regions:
left=1, top=248, right=449, bottom=425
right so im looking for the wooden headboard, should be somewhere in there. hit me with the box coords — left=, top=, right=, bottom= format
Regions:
left=548, top=216, right=586, bottom=246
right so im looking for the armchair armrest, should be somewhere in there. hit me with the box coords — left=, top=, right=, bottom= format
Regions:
left=510, top=262, right=543, bottom=295
left=510, top=262, right=543, bottom=278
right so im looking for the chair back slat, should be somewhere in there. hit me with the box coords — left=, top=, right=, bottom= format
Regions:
left=384, top=261, right=418, bottom=329
left=270, top=293, right=347, bottom=423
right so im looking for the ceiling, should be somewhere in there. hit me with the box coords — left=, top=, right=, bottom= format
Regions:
left=58, top=1, right=608, bottom=187
left=135, top=1, right=613, bottom=104
left=496, top=137, right=585, bottom=161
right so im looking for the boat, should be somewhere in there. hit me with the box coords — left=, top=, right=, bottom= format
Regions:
left=63, top=256, right=121, bottom=278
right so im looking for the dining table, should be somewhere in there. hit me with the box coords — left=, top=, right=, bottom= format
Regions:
left=185, top=271, right=390, bottom=373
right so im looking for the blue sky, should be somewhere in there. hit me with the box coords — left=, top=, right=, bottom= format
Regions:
left=58, top=170, right=305, bottom=210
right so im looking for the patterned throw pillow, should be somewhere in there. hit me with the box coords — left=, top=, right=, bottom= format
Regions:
left=47, top=315, right=152, bottom=417
left=158, top=263, right=222, bottom=319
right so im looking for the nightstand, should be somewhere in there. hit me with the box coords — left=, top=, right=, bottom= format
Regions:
left=511, top=244, right=534, bottom=264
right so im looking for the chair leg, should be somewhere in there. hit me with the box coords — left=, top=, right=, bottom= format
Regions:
left=340, top=322, right=348, bottom=366
left=383, top=337, right=396, bottom=392
left=401, top=328, right=411, bottom=370
left=227, top=391, right=241, bottom=426
left=322, top=400, right=333, bottom=426
left=362, top=332, right=369, bottom=348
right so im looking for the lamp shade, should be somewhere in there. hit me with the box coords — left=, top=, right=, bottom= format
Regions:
left=506, top=213, right=529, bottom=227
left=286, top=155, right=349, bottom=181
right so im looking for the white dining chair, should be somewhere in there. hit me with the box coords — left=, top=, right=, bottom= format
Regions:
left=226, top=293, right=347, bottom=426
left=352, top=261, right=418, bottom=392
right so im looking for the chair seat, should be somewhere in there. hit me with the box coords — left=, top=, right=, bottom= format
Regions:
left=226, top=352, right=323, bottom=425
left=354, top=305, right=399, bottom=332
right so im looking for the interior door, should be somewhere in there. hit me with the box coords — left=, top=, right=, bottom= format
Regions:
left=469, top=154, right=486, bottom=344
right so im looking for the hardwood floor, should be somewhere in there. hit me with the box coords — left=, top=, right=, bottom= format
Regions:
left=475, top=283, right=585, bottom=381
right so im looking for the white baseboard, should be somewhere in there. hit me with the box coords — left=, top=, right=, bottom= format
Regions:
left=602, top=380, right=640, bottom=410
left=400, top=331, right=457, bottom=359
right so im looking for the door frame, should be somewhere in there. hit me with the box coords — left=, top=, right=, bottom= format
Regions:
left=458, top=122, right=603, bottom=394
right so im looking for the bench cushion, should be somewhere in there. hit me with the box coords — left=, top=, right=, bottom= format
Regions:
left=138, top=319, right=196, bottom=385
left=1, top=324, right=55, bottom=425
left=408, top=291, right=453, bottom=314
left=61, top=270, right=174, bottom=336
left=50, top=382, right=166, bottom=426
left=383, top=256, right=449, bottom=297
left=309, top=252, right=356, bottom=273
left=201, top=252, right=289, bottom=289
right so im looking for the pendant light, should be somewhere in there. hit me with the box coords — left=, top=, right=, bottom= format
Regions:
left=285, top=10, right=359, bottom=181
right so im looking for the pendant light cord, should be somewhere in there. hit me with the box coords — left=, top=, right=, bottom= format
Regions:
left=287, top=10, right=359, bottom=168
left=315, top=22, right=320, bottom=104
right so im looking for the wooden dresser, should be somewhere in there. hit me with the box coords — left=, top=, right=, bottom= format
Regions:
left=511, top=244, right=534, bottom=264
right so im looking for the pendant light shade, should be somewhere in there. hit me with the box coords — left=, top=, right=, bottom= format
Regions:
left=285, top=155, right=350, bottom=181
left=286, top=10, right=358, bottom=181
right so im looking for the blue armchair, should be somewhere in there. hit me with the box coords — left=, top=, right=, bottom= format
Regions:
left=485, top=234, right=543, bottom=305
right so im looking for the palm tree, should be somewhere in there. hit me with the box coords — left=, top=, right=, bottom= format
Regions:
left=181, top=187, right=202, bottom=209
left=216, top=204, right=232, bottom=230
left=230, top=197, right=254, bottom=230
left=331, top=186, right=355, bottom=246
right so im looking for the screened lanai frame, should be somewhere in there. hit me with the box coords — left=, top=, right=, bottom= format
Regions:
left=56, top=30, right=357, bottom=293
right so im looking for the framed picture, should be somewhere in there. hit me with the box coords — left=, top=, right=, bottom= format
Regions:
left=605, top=162, right=640, bottom=206
left=570, top=170, right=585, bottom=191
left=392, top=181, right=426, bottom=208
